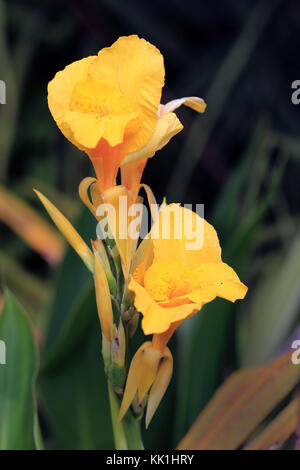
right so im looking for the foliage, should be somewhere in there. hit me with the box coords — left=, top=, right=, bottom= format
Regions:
left=0, top=0, right=300, bottom=450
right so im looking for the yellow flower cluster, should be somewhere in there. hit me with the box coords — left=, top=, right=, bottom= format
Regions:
left=36, top=35, right=247, bottom=428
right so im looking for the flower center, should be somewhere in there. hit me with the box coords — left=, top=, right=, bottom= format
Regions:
left=144, top=261, right=186, bottom=302
left=70, top=77, right=133, bottom=116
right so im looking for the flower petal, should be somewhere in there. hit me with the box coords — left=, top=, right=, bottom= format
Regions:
left=118, top=341, right=161, bottom=422
left=129, top=277, right=202, bottom=335
left=159, top=96, right=206, bottom=116
left=121, top=112, right=183, bottom=166
left=93, top=251, right=114, bottom=341
left=150, top=204, right=222, bottom=269
left=90, top=35, right=165, bottom=153
left=146, top=347, right=173, bottom=428
left=99, top=186, right=142, bottom=279
left=78, top=177, right=98, bottom=217
left=48, top=56, right=96, bottom=147
left=186, top=262, right=248, bottom=303
left=63, top=110, right=138, bottom=150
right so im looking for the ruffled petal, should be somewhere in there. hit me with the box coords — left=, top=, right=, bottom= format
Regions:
left=186, top=262, right=248, bottom=303
left=150, top=204, right=222, bottom=269
left=89, top=35, right=165, bottom=153
left=63, top=110, right=138, bottom=150
left=47, top=56, right=96, bottom=146
left=129, top=277, right=202, bottom=335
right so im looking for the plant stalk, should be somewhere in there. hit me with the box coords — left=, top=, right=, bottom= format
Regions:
left=108, top=382, right=144, bottom=450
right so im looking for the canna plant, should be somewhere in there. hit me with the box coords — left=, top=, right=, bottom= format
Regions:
left=35, top=35, right=247, bottom=450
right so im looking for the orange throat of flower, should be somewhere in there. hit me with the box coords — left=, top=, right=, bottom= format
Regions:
left=88, top=139, right=125, bottom=193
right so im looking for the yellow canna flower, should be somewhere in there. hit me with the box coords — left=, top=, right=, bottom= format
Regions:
left=48, top=35, right=206, bottom=194
left=119, top=204, right=247, bottom=427
left=48, top=35, right=164, bottom=193
left=129, top=204, right=248, bottom=337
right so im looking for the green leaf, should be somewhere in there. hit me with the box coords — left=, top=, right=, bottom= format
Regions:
left=0, top=290, right=39, bottom=450
left=212, top=119, right=272, bottom=239
left=238, top=230, right=300, bottom=366
left=41, top=282, right=96, bottom=372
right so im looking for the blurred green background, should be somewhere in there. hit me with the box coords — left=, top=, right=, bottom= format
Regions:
left=0, top=0, right=300, bottom=450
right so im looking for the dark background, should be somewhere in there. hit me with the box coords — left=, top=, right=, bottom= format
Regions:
left=4, top=0, right=300, bottom=209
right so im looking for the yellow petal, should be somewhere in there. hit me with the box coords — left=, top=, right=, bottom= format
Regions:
left=102, top=112, right=140, bottom=148
left=140, top=184, right=159, bottom=222
left=146, top=347, right=173, bottom=428
left=129, top=260, right=247, bottom=335
left=98, top=186, right=142, bottom=279
left=159, top=96, right=206, bottom=116
left=48, top=54, right=141, bottom=151
left=78, top=177, right=98, bottom=217
left=90, top=35, right=165, bottom=153
left=69, top=77, right=133, bottom=115
left=186, top=262, right=248, bottom=303
left=129, top=277, right=202, bottom=335
left=47, top=56, right=96, bottom=148
left=136, top=345, right=161, bottom=403
left=150, top=204, right=222, bottom=269
left=130, top=237, right=154, bottom=279
left=121, top=112, right=183, bottom=166
left=62, top=110, right=105, bottom=149
left=118, top=341, right=160, bottom=422
left=63, top=110, right=138, bottom=149
left=34, top=189, right=94, bottom=272
left=93, top=251, right=114, bottom=341
left=128, top=205, right=247, bottom=335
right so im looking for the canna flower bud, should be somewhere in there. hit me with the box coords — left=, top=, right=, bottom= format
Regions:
left=93, top=250, right=114, bottom=342
left=97, top=185, right=143, bottom=280
left=118, top=341, right=173, bottom=428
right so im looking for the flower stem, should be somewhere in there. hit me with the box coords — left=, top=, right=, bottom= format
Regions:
left=108, top=382, right=144, bottom=450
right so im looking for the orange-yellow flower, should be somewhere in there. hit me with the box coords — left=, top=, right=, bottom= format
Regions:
left=129, top=204, right=248, bottom=337
left=48, top=35, right=163, bottom=193
left=119, top=204, right=247, bottom=426
left=47, top=35, right=206, bottom=194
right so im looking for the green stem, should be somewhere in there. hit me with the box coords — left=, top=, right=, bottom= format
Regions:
left=108, top=382, right=128, bottom=450
left=108, top=382, right=144, bottom=450
left=123, top=413, right=144, bottom=450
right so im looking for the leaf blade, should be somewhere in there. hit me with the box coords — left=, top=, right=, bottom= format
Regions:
left=177, top=352, right=300, bottom=450
left=0, top=290, right=39, bottom=450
